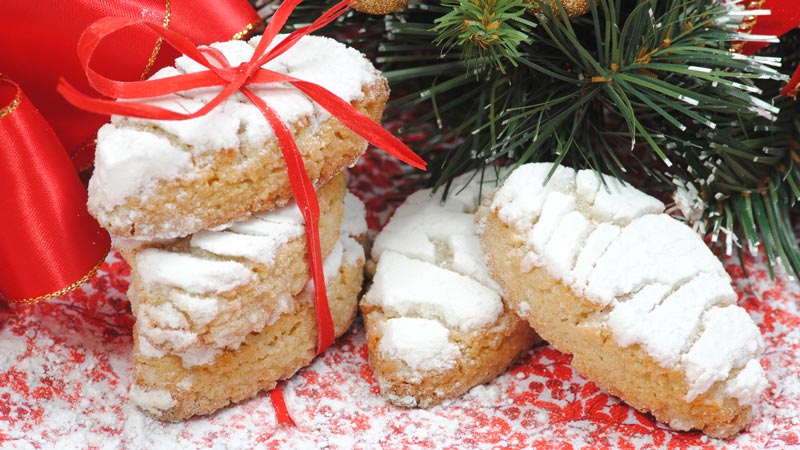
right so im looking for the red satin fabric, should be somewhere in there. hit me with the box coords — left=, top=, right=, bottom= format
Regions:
left=738, top=0, right=800, bottom=97
left=58, top=0, right=425, bottom=353
left=0, top=77, right=110, bottom=302
left=741, top=0, right=800, bottom=56
left=0, top=0, right=260, bottom=167
left=783, top=69, right=800, bottom=98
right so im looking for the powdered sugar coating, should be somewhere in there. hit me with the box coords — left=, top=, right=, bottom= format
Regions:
left=612, top=273, right=736, bottom=369
left=128, top=385, right=176, bottom=415
left=136, top=249, right=255, bottom=294
left=372, top=170, right=505, bottom=290
left=342, top=192, right=368, bottom=238
left=89, top=34, right=380, bottom=213
left=684, top=306, right=765, bottom=401
left=191, top=229, right=298, bottom=265
left=134, top=189, right=365, bottom=370
left=584, top=215, right=727, bottom=306
left=379, top=317, right=461, bottom=372
left=168, top=292, right=220, bottom=327
left=365, top=251, right=502, bottom=332
left=725, top=360, right=769, bottom=406
left=191, top=196, right=308, bottom=264
left=490, top=162, right=766, bottom=404
left=89, top=125, right=191, bottom=208
left=366, top=171, right=514, bottom=392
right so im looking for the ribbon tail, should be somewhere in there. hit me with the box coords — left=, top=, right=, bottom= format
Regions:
left=291, top=80, right=426, bottom=170
left=269, top=385, right=296, bottom=426
left=242, top=88, right=336, bottom=354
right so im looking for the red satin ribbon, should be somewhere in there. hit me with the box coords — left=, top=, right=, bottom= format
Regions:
left=0, top=77, right=111, bottom=303
left=270, top=385, right=296, bottom=426
left=736, top=0, right=800, bottom=97
left=58, top=0, right=426, bottom=354
left=0, top=0, right=260, bottom=169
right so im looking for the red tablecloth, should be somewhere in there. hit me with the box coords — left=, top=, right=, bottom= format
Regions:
left=2, top=150, right=799, bottom=449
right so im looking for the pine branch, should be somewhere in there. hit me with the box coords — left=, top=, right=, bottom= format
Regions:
left=274, top=0, right=800, bottom=278
left=433, top=0, right=536, bottom=73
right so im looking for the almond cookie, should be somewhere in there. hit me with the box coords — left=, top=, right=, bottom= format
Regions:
left=362, top=171, right=539, bottom=408
left=477, top=162, right=767, bottom=438
left=88, top=35, right=388, bottom=239
left=121, top=174, right=345, bottom=366
left=127, top=184, right=366, bottom=420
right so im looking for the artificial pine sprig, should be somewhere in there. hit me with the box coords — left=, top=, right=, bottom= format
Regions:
left=433, top=0, right=535, bottom=72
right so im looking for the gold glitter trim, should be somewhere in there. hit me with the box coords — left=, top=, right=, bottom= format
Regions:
left=140, top=0, right=173, bottom=80
left=72, top=136, right=99, bottom=173
left=7, top=255, right=108, bottom=304
left=730, top=0, right=766, bottom=53
left=232, top=20, right=261, bottom=41
left=0, top=76, right=22, bottom=120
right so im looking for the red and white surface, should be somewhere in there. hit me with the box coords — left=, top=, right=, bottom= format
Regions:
left=2, top=150, right=800, bottom=449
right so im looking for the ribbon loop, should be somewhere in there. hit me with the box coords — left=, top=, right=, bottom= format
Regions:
left=0, top=76, right=110, bottom=303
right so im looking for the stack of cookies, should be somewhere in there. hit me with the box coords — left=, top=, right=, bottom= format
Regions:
left=87, top=35, right=380, bottom=420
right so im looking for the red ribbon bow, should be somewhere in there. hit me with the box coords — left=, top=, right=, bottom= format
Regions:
left=0, top=0, right=260, bottom=168
left=58, top=0, right=426, bottom=354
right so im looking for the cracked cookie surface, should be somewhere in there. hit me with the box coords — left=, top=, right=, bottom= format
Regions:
left=476, top=163, right=766, bottom=438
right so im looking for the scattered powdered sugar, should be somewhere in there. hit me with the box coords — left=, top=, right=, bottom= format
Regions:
left=379, top=317, right=460, bottom=372
left=490, top=162, right=766, bottom=403
left=673, top=179, right=707, bottom=233
left=129, top=386, right=176, bottom=415
left=464, top=384, right=503, bottom=405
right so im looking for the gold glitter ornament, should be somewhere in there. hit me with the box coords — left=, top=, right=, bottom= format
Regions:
left=527, top=0, right=591, bottom=18
left=352, top=0, right=410, bottom=15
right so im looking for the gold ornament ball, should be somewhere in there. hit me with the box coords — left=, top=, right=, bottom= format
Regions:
left=527, top=0, right=591, bottom=18
left=352, top=0, right=410, bottom=15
